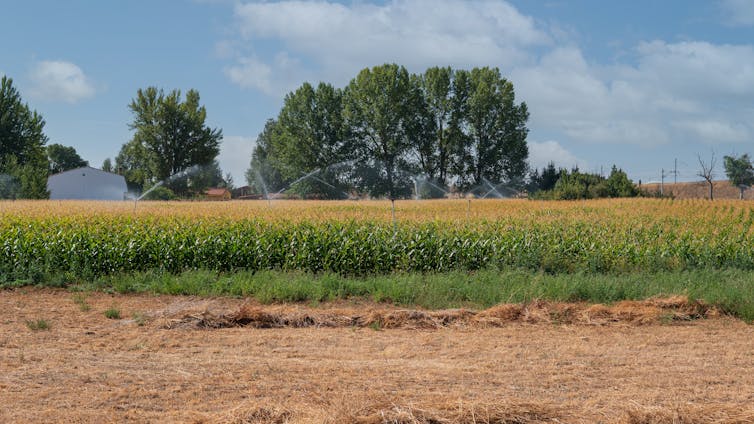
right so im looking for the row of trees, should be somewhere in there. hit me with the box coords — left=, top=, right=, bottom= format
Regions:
left=528, top=163, right=639, bottom=200
left=246, top=64, right=530, bottom=199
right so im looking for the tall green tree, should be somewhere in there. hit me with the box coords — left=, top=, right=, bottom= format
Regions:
left=417, top=66, right=471, bottom=187
left=457, top=67, right=529, bottom=189
left=125, top=87, right=222, bottom=195
left=344, top=64, right=416, bottom=199
left=0, top=76, right=49, bottom=198
left=47, top=143, right=88, bottom=174
left=246, top=119, right=288, bottom=196
left=272, top=82, right=350, bottom=198
left=724, top=153, right=754, bottom=199
left=115, top=138, right=151, bottom=193
left=101, top=158, right=113, bottom=173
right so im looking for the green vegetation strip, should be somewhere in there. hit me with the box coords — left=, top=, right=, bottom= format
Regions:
left=23, top=268, right=754, bottom=322
left=3, top=217, right=754, bottom=281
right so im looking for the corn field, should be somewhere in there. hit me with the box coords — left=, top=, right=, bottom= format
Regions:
left=2, top=198, right=753, bottom=280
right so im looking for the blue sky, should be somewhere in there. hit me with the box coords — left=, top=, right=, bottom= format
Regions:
left=3, top=0, right=754, bottom=185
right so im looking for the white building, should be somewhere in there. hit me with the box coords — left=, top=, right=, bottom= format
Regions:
left=47, top=166, right=128, bottom=200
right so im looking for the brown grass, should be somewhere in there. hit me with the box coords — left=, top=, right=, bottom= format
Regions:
left=2, top=289, right=754, bottom=423
left=165, top=295, right=715, bottom=330
left=642, top=180, right=753, bottom=200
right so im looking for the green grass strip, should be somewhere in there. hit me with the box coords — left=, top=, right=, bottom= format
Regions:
left=44, top=268, right=754, bottom=322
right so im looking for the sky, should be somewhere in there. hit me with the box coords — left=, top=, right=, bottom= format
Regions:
left=3, top=0, right=754, bottom=185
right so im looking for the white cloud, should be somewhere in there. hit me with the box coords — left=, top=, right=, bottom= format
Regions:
left=28, top=60, right=95, bottom=103
left=674, top=119, right=751, bottom=143
left=227, top=0, right=549, bottom=93
left=528, top=140, right=586, bottom=170
left=221, top=1, right=754, bottom=154
left=513, top=41, right=754, bottom=147
left=218, top=135, right=255, bottom=185
left=721, top=0, right=754, bottom=26
left=224, top=52, right=309, bottom=96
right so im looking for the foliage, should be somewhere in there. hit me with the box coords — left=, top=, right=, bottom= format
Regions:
left=141, top=185, right=177, bottom=200
left=3, top=198, right=754, bottom=281
left=248, top=64, right=530, bottom=199
left=723, top=153, right=754, bottom=199
left=456, top=67, right=529, bottom=190
left=88, top=268, right=754, bottom=320
left=26, top=319, right=50, bottom=331
left=274, top=82, right=350, bottom=198
left=0, top=76, right=49, bottom=198
left=101, top=158, right=113, bottom=173
left=104, top=306, right=121, bottom=319
left=47, top=143, right=88, bottom=174
left=344, top=64, right=418, bottom=199
left=246, top=119, right=288, bottom=196
left=527, top=162, right=563, bottom=193
left=115, top=136, right=152, bottom=193
left=535, top=166, right=638, bottom=200
left=120, top=87, right=222, bottom=196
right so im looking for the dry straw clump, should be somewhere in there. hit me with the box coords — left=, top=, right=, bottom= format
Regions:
left=165, top=296, right=717, bottom=330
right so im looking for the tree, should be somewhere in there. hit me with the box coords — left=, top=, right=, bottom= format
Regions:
left=270, top=82, right=350, bottom=198
left=187, top=160, right=225, bottom=195
left=697, top=152, right=717, bottom=200
left=102, top=158, right=113, bottom=173
left=125, top=87, right=222, bottom=196
left=415, top=67, right=459, bottom=186
left=344, top=64, right=416, bottom=199
left=47, top=143, right=88, bottom=174
left=0, top=76, right=49, bottom=198
left=600, top=166, right=638, bottom=198
left=531, top=162, right=561, bottom=192
left=115, top=138, right=151, bottom=193
left=723, top=154, right=754, bottom=199
left=246, top=119, right=288, bottom=196
left=223, top=173, right=234, bottom=190
left=457, top=67, right=529, bottom=189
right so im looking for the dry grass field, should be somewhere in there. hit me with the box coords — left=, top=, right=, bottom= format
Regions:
left=642, top=180, right=754, bottom=200
left=2, top=289, right=754, bottom=423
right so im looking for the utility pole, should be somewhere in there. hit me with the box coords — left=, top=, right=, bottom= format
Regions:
left=668, top=158, right=678, bottom=185
left=674, top=158, right=678, bottom=184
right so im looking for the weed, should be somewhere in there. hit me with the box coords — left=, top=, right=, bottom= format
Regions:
left=132, top=312, right=146, bottom=326
left=26, top=319, right=49, bottom=331
left=104, top=306, right=121, bottom=320
left=72, top=293, right=91, bottom=312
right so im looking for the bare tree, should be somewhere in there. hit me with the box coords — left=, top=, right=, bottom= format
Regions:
left=697, top=151, right=717, bottom=200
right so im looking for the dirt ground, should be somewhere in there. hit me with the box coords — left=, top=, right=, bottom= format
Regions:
left=2, top=289, right=754, bottom=423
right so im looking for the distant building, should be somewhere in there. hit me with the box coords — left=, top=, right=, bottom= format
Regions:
left=47, top=166, right=128, bottom=200
left=204, top=187, right=231, bottom=201
left=232, top=185, right=262, bottom=199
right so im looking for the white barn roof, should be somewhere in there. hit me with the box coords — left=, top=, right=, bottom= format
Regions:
left=47, top=166, right=128, bottom=200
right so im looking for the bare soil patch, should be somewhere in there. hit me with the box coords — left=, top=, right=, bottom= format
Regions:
left=1, top=289, right=753, bottom=423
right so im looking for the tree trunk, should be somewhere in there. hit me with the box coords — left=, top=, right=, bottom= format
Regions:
left=386, top=158, right=394, bottom=200
left=708, top=181, right=713, bottom=200
left=741, top=186, right=745, bottom=200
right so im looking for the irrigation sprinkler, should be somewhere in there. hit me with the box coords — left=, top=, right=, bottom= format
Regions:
left=391, top=199, right=397, bottom=235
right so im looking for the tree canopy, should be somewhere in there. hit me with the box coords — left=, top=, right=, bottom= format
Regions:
left=247, top=64, right=530, bottom=199
left=723, top=153, right=754, bottom=199
left=531, top=166, right=638, bottom=200
left=0, top=76, right=49, bottom=198
left=118, top=87, right=222, bottom=196
left=47, top=143, right=88, bottom=174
